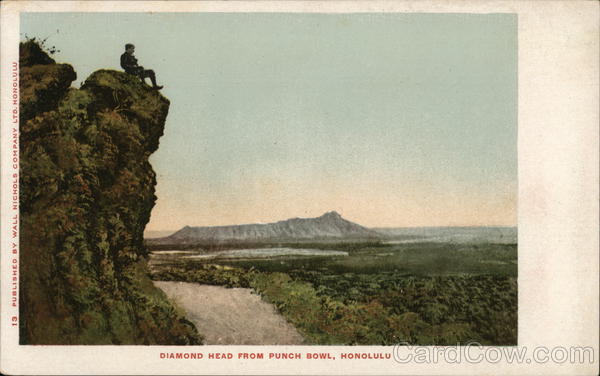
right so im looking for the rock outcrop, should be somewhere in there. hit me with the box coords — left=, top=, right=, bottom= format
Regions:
left=19, top=41, right=201, bottom=344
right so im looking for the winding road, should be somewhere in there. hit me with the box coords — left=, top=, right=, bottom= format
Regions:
left=154, top=281, right=305, bottom=345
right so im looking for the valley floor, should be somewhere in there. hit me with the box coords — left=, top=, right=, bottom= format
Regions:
left=154, top=281, right=305, bottom=345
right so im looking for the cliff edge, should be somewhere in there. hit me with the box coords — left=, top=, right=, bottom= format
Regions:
left=19, top=41, right=201, bottom=344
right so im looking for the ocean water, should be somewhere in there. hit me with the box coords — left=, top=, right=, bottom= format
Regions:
left=376, top=226, right=517, bottom=244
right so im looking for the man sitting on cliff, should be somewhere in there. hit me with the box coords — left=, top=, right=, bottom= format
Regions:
left=120, top=43, right=163, bottom=90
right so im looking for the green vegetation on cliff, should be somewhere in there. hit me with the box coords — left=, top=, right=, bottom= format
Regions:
left=19, top=40, right=201, bottom=344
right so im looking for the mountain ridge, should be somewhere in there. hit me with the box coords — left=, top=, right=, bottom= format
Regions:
left=155, top=211, right=381, bottom=243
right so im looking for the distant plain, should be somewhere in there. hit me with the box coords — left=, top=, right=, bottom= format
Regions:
left=149, top=226, right=517, bottom=345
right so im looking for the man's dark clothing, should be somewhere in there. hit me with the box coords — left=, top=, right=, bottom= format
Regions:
left=120, top=52, right=140, bottom=75
left=120, top=52, right=161, bottom=88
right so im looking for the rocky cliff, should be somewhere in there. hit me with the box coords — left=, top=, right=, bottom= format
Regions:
left=19, top=41, right=201, bottom=344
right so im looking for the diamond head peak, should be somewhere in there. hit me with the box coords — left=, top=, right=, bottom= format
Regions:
left=146, top=212, right=516, bottom=247
left=149, top=211, right=381, bottom=244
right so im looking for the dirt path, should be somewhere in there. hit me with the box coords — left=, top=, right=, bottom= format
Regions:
left=154, top=281, right=305, bottom=345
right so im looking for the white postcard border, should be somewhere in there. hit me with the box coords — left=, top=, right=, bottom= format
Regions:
left=1, top=1, right=598, bottom=375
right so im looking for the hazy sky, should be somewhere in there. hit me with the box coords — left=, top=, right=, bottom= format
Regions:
left=22, top=12, right=517, bottom=230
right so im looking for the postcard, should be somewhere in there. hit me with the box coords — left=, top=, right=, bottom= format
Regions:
left=1, top=1, right=598, bottom=375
